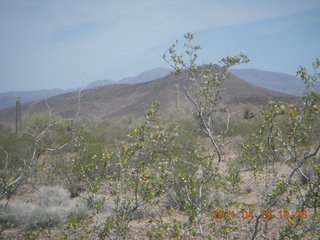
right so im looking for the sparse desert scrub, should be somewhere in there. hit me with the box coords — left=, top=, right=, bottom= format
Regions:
left=240, top=60, right=320, bottom=239
left=0, top=186, right=88, bottom=230
left=77, top=192, right=115, bottom=214
left=0, top=34, right=319, bottom=240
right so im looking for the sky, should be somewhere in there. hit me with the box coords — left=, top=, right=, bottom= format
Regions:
left=0, top=0, right=319, bottom=92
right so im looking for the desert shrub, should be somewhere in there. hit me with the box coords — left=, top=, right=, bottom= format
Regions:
left=225, top=158, right=242, bottom=193
left=243, top=108, right=255, bottom=119
left=227, top=118, right=260, bottom=137
left=23, top=113, right=74, bottom=150
left=0, top=130, right=36, bottom=203
left=0, top=131, right=34, bottom=173
left=35, top=186, right=70, bottom=207
left=0, top=186, right=88, bottom=230
left=159, top=32, right=250, bottom=238
left=241, top=59, right=320, bottom=239
left=48, top=154, right=83, bottom=198
left=128, top=202, right=163, bottom=220
left=0, top=111, right=84, bottom=203
left=49, top=133, right=108, bottom=198
left=0, top=201, right=65, bottom=229
left=77, top=193, right=114, bottom=213
left=95, top=102, right=179, bottom=239
left=170, top=118, right=202, bottom=153
left=90, top=118, right=134, bottom=144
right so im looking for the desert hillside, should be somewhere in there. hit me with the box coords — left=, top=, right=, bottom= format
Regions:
left=0, top=66, right=298, bottom=123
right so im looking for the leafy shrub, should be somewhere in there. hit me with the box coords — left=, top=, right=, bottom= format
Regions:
left=241, top=59, right=320, bottom=239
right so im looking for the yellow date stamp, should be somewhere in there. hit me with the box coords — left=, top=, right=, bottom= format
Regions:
left=211, top=210, right=308, bottom=220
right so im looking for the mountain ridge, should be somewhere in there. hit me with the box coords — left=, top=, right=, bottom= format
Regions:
left=0, top=89, right=74, bottom=111
left=119, top=67, right=171, bottom=84
left=0, top=67, right=298, bottom=124
left=0, top=68, right=172, bottom=110
left=2, top=67, right=307, bottom=112
left=230, top=68, right=304, bottom=96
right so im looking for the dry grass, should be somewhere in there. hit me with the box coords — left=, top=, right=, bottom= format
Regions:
left=0, top=186, right=89, bottom=230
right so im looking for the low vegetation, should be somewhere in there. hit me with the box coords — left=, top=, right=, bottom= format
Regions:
left=0, top=186, right=88, bottom=230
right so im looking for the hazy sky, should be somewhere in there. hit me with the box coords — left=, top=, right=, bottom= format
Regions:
left=0, top=0, right=319, bottom=92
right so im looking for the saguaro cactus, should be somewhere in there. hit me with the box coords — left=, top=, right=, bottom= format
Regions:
left=175, top=84, right=180, bottom=111
left=16, top=97, right=22, bottom=137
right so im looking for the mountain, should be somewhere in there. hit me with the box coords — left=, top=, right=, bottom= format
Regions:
left=86, top=68, right=171, bottom=88
left=85, top=79, right=115, bottom=89
left=0, top=68, right=171, bottom=110
left=230, top=69, right=304, bottom=96
left=0, top=89, right=73, bottom=110
left=0, top=65, right=298, bottom=124
left=119, top=67, right=171, bottom=84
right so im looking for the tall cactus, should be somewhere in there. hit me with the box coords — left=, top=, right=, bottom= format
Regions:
left=16, top=97, right=22, bottom=137
left=175, top=84, right=180, bottom=111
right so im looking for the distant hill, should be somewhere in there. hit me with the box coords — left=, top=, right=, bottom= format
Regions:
left=85, top=67, right=171, bottom=88
left=0, top=89, right=73, bottom=110
left=0, top=65, right=298, bottom=123
left=0, top=68, right=171, bottom=110
left=119, top=67, right=171, bottom=84
left=85, top=79, right=115, bottom=89
left=230, top=69, right=304, bottom=96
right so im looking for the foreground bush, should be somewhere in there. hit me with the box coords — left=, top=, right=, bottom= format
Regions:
left=0, top=186, right=88, bottom=230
